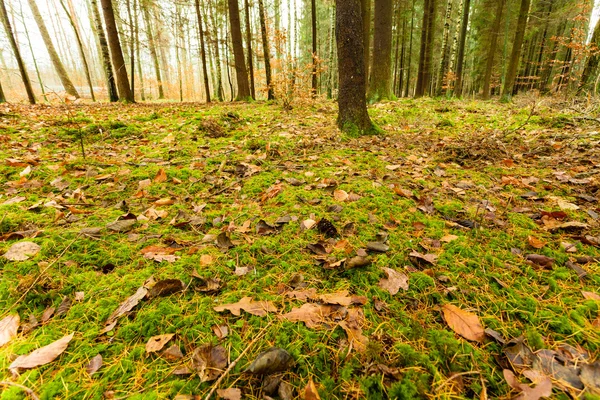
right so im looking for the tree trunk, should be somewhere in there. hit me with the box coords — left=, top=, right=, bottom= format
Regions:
left=0, top=0, right=35, bottom=104
left=415, top=0, right=431, bottom=97
left=195, top=0, right=211, bottom=102
left=20, top=0, right=48, bottom=103
left=327, top=4, right=335, bottom=99
left=227, top=0, right=251, bottom=100
left=336, top=0, right=376, bottom=135
left=578, top=16, right=600, bottom=94
left=126, top=0, right=135, bottom=99
left=454, top=0, right=470, bottom=96
left=482, top=0, right=504, bottom=99
left=435, top=0, right=452, bottom=96
left=361, top=0, right=371, bottom=82
left=311, top=0, right=318, bottom=96
left=244, top=0, right=255, bottom=99
left=424, top=0, right=435, bottom=96
left=404, top=0, right=415, bottom=97
left=90, top=0, right=118, bottom=102
left=28, top=0, right=79, bottom=99
left=0, top=79, right=5, bottom=103
left=258, top=0, right=274, bottom=99
left=134, top=0, right=145, bottom=101
left=59, top=0, right=96, bottom=101
left=501, top=0, right=531, bottom=102
left=142, top=2, right=164, bottom=99
left=208, top=1, right=224, bottom=101
left=100, top=0, right=133, bottom=102
left=367, top=0, right=393, bottom=101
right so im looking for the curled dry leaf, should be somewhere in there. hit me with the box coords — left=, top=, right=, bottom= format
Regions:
left=0, top=314, right=20, bottom=347
left=525, top=254, right=555, bottom=268
left=503, top=369, right=553, bottom=400
left=3, top=241, right=41, bottom=261
left=409, top=250, right=438, bottom=266
left=212, top=324, right=229, bottom=339
left=279, top=303, right=343, bottom=328
left=154, top=168, right=167, bottom=183
left=378, top=267, right=409, bottom=295
left=527, top=236, right=546, bottom=249
left=216, top=232, right=235, bottom=249
left=333, top=189, right=349, bottom=202
left=304, top=378, right=321, bottom=400
left=86, top=354, right=103, bottom=375
left=216, top=388, right=242, bottom=400
left=338, top=308, right=369, bottom=353
left=319, top=291, right=367, bottom=306
left=213, top=296, right=277, bottom=317
left=148, top=279, right=185, bottom=298
left=10, top=333, right=74, bottom=372
left=106, top=219, right=136, bottom=232
left=145, top=333, right=175, bottom=353
left=582, top=291, right=600, bottom=301
left=162, top=344, right=184, bottom=361
left=441, top=304, right=485, bottom=342
left=192, top=344, right=228, bottom=382
left=245, top=347, right=294, bottom=375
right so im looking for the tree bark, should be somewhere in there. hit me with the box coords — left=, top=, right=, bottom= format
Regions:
left=454, top=0, right=470, bottom=96
left=578, top=17, right=600, bottom=94
left=336, top=0, right=376, bottom=135
left=195, top=0, right=211, bottom=102
left=311, top=0, right=318, bottom=96
left=142, top=1, right=163, bottom=99
left=501, top=0, right=531, bottom=102
left=368, top=0, right=393, bottom=101
left=20, top=0, right=48, bottom=103
left=0, top=79, right=5, bottom=103
left=244, top=0, right=255, bottom=99
left=28, top=0, right=79, bottom=99
left=100, top=0, right=134, bottom=102
left=258, top=0, right=274, bottom=99
left=90, top=0, right=118, bottom=102
left=208, top=0, right=224, bottom=101
left=361, top=0, right=371, bottom=81
left=134, top=0, right=145, bottom=101
left=482, top=0, right=504, bottom=99
left=415, top=0, right=431, bottom=97
left=404, top=0, right=415, bottom=97
left=0, top=0, right=35, bottom=104
left=227, top=0, right=251, bottom=100
left=435, top=0, right=452, bottom=96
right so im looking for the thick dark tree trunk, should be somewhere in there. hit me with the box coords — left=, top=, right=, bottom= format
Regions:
left=482, top=0, right=505, bottom=99
left=227, top=0, right=251, bottom=100
left=195, top=0, right=211, bottom=102
left=336, top=0, right=376, bottom=135
left=0, top=0, right=35, bottom=104
left=361, top=0, right=371, bottom=84
left=28, top=0, right=79, bottom=98
left=258, top=0, right=274, bottom=99
left=501, top=0, right=531, bottom=102
left=311, top=0, right=318, bottom=96
left=100, top=0, right=134, bottom=102
left=368, top=0, right=393, bottom=101
left=454, top=0, right=471, bottom=96
left=244, top=0, right=255, bottom=99
left=91, top=0, right=118, bottom=101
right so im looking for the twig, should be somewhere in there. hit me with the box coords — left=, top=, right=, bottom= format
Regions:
left=204, top=321, right=273, bottom=400
left=1, top=235, right=79, bottom=318
left=435, top=371, right=480, bottom=391
left=0, top=381, right=40, bottom=400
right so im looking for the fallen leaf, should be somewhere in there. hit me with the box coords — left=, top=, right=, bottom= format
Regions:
left=212, top=325, right=229, bottom=339
left=378, top=267, right=409, bottom=294
left=86, top=354, right=103, bottom=375
left=162, top=344, right=184, bottom=361
left=216, top=388, right=242, bottom=400
left=525, top=254, right=554, bottom=268
left=106, top=219, right=136, bottom=232
left=279, top=303, right=343, bottom=328
left=245, top=347, right=294, bottom=375
left=148, top=279, right=185, bottom=298
left=527, top=236, right=546, bottom=249
left=9, top=333, right=74, bottom=372
left=192, top=344, right=228, bottom=382
left=3, top=241, right=41, bottom=261
left=442, top=304, right=485, bottom=342
left=146, top=334, right=175, bottom=353
left=101, top=286, right=148, bottom=334
left=216, top=232, right=235, bottom=249
left=338, top=308, right=369, bottom=353
left=316, top=219, right=338, bottom=238
left=200, top=254, right=214, bottom=266
left=503, top=369, right=553, bottom=400
left=409, top=250, right=437, bottom=266
left=319, top=291, right=367, bottom=306
left=440, top=234, right=459, bottom=243
left=154, top=168, right=167, bottom=183
left=582, top=291, right=600, bottom=301
left=333, top=189, right=349, bottom=202
left=213, top=297, right=277, bottom=317
left=304, top=379, right=321, bottom=400
left=0, top=314, right=20, bottom=347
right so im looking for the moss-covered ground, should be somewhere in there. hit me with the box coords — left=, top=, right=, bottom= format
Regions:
left=0, top=97, right=599, bottom=399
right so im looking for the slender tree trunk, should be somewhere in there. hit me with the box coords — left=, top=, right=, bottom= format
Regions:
left=435, top=0, right=452, bottom=96
left=59, top=0, right=96, bottom=101
left=454, top=0, right=470, bottom=96
left=361, top=0, right=371, bottom=82
left=398, top=10, right=407, bottom=96
left=540, top=21, right=566, bottom=93
left=0, top=79, right=5, bottom=102
left=393, top=2, right=401, bottom=96
left=91, top=0, right=117, bottom=101
left=227, top=0, right=251, bottom=100
left=0, top=0, right=35, bottom=104
left=531, top=2, right=551, bottom=91
left=208, top=1, right=224, bottom=101
left=501, top=0, right=531, bottom=102
left=126, top=0, right=135, bottom=99
left=100, top=0, right=133, bottom=102
left=28, top=0, right=79, bottom=99
left=368, top=0, right=393, bottom=101
left=482, top=0, right=504, bottom=99
left=244, top=0, right=255, bottom=99
left=195, top=0, right=211, bottom=102
left=258, top=0, right=274, bottom=99
left=424, top=0, right=436, bottom=96
left=142, top=3, right=163, bottom=99
left=274, top=0, right=281, bottom=60
left=336, top=0, right=375, bottom=135
left=134, top=0, right=144, bottom=101
left=327, top=4, right=335, bottom=99
left=415, top=0, right=430, bottom=97
left=224, top=21, right=234, bottom=101
left=311, top=0, right=318, bottom=96
left=404, top=0, right=415, bottom=97
left=578, top=15, right=600, bottom=94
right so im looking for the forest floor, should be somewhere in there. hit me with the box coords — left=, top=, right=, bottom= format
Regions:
left=0, top=96, right=599, bottom=400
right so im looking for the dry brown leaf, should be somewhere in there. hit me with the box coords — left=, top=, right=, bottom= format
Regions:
left=100, top=286, right=148, bottom=334
left=212, top=324, right=229, bottom=339
left=145, top=333, right=175, bottom=353
left=442, top=304, right=485, bottom=342
left=279, top=303, right=343, bottom=328
left=148, top=279, right=185, bottom=298
left=527, top=236, right=546, bottom=249
left=319, top=290, right=367, bottom=306
left=503, top=369, right=553, bottom=400
left=333, top=189, right=349, bottom=202
left=154, top=198, right=175, bottom=206
left=338, top=308, right=368, bottom=353
left=0, top=314, right=20, bottom=347
left=3, top=241, right=41, bottom=261
left=582, top=291, right=600, bottom=301
left=409, top=250, right=438, bottom=266
left=86, top=354, right=103, bottom=375
left=213, top=296, right=277, bottom=317
left=440, top=234, right=459, bottom=243
left=200, top=254, right=213, bottom=266
left=285, top=288, right=318, bottom=301
left=245, top=347, right=294, bottom=375
left=154, top=168, right=167, bottom=183
left=192, top=344, right=228, bottom=382
left=9, top=333, right=74, bottom=372
left=216, top=388, right=242, bottom=400
left=304, top=378, right=321, bottom=400
left=378, top=267, right=409, bottom=295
